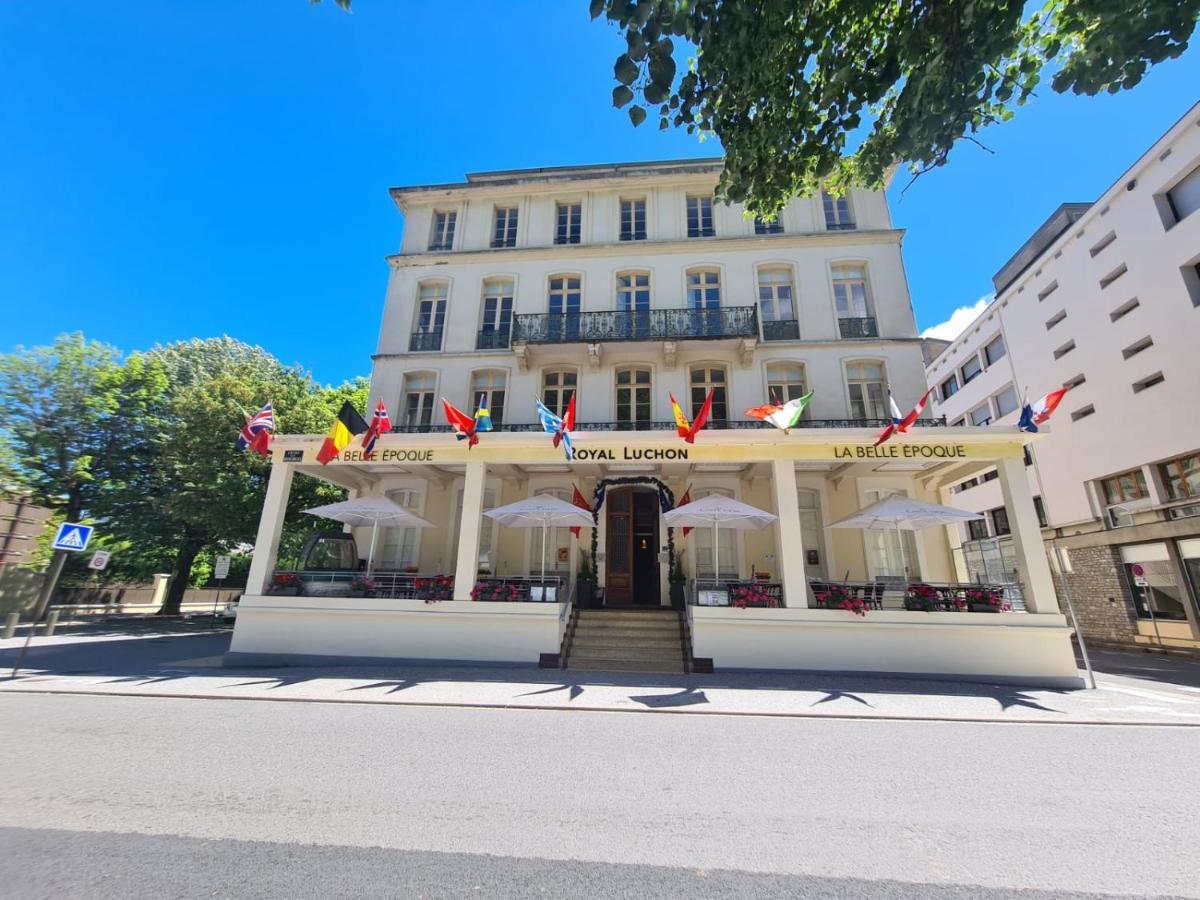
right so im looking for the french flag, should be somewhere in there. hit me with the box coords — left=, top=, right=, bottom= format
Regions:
left=1018, top=388, right=1068, bottom=433
left=874, top=388, right=932, bottom=446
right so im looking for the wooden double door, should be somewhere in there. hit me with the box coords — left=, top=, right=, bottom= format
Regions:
left=604, top=487, right=661, bottom=606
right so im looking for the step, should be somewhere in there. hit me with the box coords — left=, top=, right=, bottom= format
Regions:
left=577, top=609, right=678, bottom=618
left=567, top=645, right=683, bottom=661
left=573, top=618, right=680, bottom=631
left=567, top=656, right=686, bottom=674
left=570, top=635, right=683, bottom=651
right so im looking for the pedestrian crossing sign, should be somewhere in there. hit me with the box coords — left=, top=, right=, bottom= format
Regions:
left=52, top=522, right=93, bottom=552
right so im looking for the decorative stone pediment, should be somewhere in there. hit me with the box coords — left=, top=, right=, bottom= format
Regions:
left=662, top=341, right=678, bottom=369
left=738, top=337, right=758, bottom=367
left=586, top=343, right=602, bottom=370
left=512, top=342, right=529, bottom=373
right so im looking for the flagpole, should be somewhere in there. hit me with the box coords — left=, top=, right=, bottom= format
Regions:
left=367, top=522, right=379, bottom=573
left=540, top=514, right=548, bottom=596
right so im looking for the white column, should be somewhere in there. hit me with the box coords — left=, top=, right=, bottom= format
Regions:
left=246, top=463, right=295, bottom=595
left=453, top=461, right=486, bottom=600
left=996, top=455, right=1057, bottom=614
left=770, top=459, right=809, bottom=608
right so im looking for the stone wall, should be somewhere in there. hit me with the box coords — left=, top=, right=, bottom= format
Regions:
left=1050, top=544, right=1141, bottom=647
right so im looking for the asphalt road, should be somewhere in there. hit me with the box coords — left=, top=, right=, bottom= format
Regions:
left=1, top=694, right=1196, bottom=898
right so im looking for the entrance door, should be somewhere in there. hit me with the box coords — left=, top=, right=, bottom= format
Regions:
left=605, top=488, right=661, bottom=605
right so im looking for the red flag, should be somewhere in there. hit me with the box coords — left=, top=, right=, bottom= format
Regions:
left=442, top=398, right=479, bottom=448
left=362, top=400, right=392, bottom=455
left=677, top=485, right=694, bottom=537
left=670, top=389, right=715, bottom=444
left=569, top=484, right=591, bottom=539
left=744, top=402, right=783, bottom=421
left=874, top=388, right=932, bottom=447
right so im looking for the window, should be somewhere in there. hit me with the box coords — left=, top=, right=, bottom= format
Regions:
left=411, top=282, right=447, bottom=351
left=1070, top=403, right=1094, bottom=421
left=1121, top=336, right=1153, bottom=359
left=491, top=206, right=518, bottom=248
left=983, top=335, right=1006, bottom=366
left=1160, top=453, right=1200, bottom=501
left=401, top=372, right=436, bottom=428
left=477, top=279, right=514, bottom=350
left=994, top=386, right=1019, bottom=418
left=766, top=363, right=808, bottom=406
left=686, top=269, right=721, bottom=310
left=960, top=355, right=982, bottom=384
left=615, top=367, right=652, bottom=428
left=796, top=489, right=826, bottom=578
left=554, top=202, right=582, bottom=245
left=967, top=518, right=989, bottom=541
left=541, top=369, right=577, bottom=417
left=380, top=489, right=423, bottom=568
left=822, top=191, right=855, bottom=230
left=1089, top=231, right=1116, bottom=257
left=453, top=487, right=497, bottom=568
left=969, top=404, right=992, bottom=426
left=693, top=488, right=738, bottom=577
left=1186, top=261, right=1200, bottom=307
left=531, top=489, right=573, bottom=574
left=989, top=507, right=1011, bottom=536
left=952, top=418, right=966, bottom=427
left=1054, top=340, right=1076, bottom=360
left=1101, top=468, right=1148, bottom=506
left=1024, top=446, right=1034, bottom=466
left=1063, top=373, right=1087, bottom=389
left=616, top=271, right=650, bottom=312
left=1033, top=496, right=1048, bottom=528
left=940, top=374, right=959, bottom=401
left=1099, top=263, right=1127, bottom=289
left=1046, top=310, right=1067, bottom=330
left=864, top=489, right=920, bottom=577
left=832, top=265, right=872, bottom=321
left=1123, top=544, right=1189, bottom=621
left=754, top=216, right=783, bottom=235
left=1110, top=297, right=1140, bottom=322
left=620, top=197, right=646, bottom=241
left=690, top=366, right=728, bottom=425
left=846, top=361, right=887, bottom=420
left=686, top=195, right=714, bottom=237
left=546, top=274, right=582, bottom=339
left=757, top=267, right=796, bottom=339
left=428, top=210, right=456, bottom=251
left=1132, top=372, right=1165, bottom=394
left=470, top=370, right=506, bottom=427
left=1165, top=163, right=1200, bottom=223
left=981, top=470, right=998, bottom=484
left=1037, top=281, right=1058, bottom=301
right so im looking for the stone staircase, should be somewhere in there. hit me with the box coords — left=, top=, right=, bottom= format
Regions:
left=565, top=608, right=688, bottom=674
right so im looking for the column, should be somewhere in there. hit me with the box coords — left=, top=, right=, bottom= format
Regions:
left=246, top=463, right=295, bottom=595
left=770, top=459, right=809, bottom=608
left=996, top=455, right=1058, bottom=614
left=452, top=461, right=486, bottom=601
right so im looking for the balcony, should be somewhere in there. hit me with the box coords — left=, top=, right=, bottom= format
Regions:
left=838, top=316, right=878, bottom=339
left=408, top=330, right=443, bottom=352
left=475, top=329, right=511, bottom=351
left=761, top=319, right=800, bottom=341
left=390, top=417, right=948, bottom=434
left=512, top=307, right=759, bottom=345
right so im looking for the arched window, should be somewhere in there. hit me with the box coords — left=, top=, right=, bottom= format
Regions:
left=616, top=271, right=652, bottom=339
left=411, top=281, right=448, bottom=351
left=686, top=269, right=721, bottom=310
left=766, top=363, right=808, bottom=407
left=689, top=365, right=728, bottom=425
left=400, top=372, right=436, bottom=429
left=470, top=370, right=507, bottom=427
left=758, top=267, right=797, bottom=340
left=547, top=274, right=582, bottom=342
left=541, top=368, right=577, bottom=418
left=845, top=361, right=887, bottom=420
left=477, top=279, right=514, bottom=350
left=615, top=367, right=652, bottom=429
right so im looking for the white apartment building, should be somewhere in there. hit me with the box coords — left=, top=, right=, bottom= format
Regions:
left=927, top=102, right=1200, bottom=651
left=229, top=158, right=1078, bottom=686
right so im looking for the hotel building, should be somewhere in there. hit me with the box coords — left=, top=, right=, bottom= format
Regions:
left=927, top=103, right=1200, bottom=651
left=229, top=158, right=1079, bottom=685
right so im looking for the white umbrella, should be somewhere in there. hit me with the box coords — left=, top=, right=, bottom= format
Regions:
left=304, top=496, right=434, bottom=572
left=484, top=496, right=594, bottom=588
left=827, top=494, right=983, bottom=578
left=663, top=494, right=777, bottom=580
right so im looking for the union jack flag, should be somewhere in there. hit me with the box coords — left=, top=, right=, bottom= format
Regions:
left=238, top=402, right=275, bottom=457
left=362, top=400, right=392, bottom=454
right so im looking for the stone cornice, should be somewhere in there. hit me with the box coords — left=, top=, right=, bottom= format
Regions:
left=386, top=229, right=905, bottom=269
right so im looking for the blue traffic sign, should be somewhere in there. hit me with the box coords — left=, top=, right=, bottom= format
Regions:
left=52, top=522, right=93, bottom=552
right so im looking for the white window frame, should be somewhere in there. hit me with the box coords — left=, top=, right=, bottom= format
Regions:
left=619, top=197, right=647, bottom=241
left=491, top=205, right=519, bottom=248
left=428, top=210, right=456, bottom=251
left=822, top=190, right=855, bottom=230
left=469, top=369, right=508, bottom=427
left=614, top=366, right=653, bottom=426
left=541, top=368, right=578, bottom=418
left=554, top=201, right=582, bottom=245
left=686, top=195, right=715, bottom=238
left=845, top=360, right=888, bottom=420
left=400, top=371, right=438, bottom=428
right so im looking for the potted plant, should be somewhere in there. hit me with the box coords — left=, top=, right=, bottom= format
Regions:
left=966, top=587, right=1010, bottom=612
left=576, top=553, right=598, bottom=609
left=348, top=576, right=374, bottom=597
left=267, top=572, right=302, bottom=596
left=668, top=557, right=686, bottom=609
left=904, top=582, right=941, bottom=612
left=732, top=583, right=778, bottom=609
left=813, top=583, right=866, bottom=616
left=416, top=575, right=454, bottom=604
left=469, top=579, right=521, bottom=602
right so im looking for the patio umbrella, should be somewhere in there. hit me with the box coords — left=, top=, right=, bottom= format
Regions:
left=663, top=494, right=777, bottom=579
left=827, top=494, right=983, bottom=578
left=484, top=495, right=594, bottom=588
left=303, top=496, right=434, bottom=572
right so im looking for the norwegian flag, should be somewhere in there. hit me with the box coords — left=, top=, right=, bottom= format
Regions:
left=238, top=402, right=275, bottom=457
left=362, top=400, right=392, bottom=454
left=874, top=388, right=932, bottom=447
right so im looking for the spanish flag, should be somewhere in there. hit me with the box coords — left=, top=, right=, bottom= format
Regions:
left=317, top=400, right=369, bottom=464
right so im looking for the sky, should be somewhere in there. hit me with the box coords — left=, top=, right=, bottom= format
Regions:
left=2, top=2, right=1198, bottom=386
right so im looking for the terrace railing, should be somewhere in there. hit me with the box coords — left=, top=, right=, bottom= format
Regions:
left=389, top=417, right=948, bottom=435
left=512, top=307, right=758, bottom=345
left=837, top=316, right=878, bottom=339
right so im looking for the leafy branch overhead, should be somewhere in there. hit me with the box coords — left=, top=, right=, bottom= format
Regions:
left=591, top=0, right=1200, bottom=216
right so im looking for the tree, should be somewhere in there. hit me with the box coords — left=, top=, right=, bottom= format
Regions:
left=591, top=0, right=1200, bottom=216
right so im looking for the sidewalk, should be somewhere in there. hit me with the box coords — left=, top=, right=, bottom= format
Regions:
left=2, top=620, right=1199, bottom=725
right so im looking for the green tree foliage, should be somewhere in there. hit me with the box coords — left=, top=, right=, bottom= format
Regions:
left=591, top=0, right=1200, bottom=216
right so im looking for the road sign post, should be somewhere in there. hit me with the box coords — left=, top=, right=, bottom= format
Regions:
left=210, top=555, right=232, bottom=624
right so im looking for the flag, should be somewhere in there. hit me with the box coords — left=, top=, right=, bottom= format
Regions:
left=569, top=484, right=591, bottom=538
left=744, top=401, right=783, bottom=421
left=317, top=400, right=369, bottom=464
left=1018, top=387, right=1069, bottom=433
left=237, top=402, right=275, bottom=458
left=874, top=388, right=932, bottom=447
left=764, top=391, right=813, bottom=434
left=442, top=398, right=479, bottom=448
left=669, top=389, right=714, bottom=444
left=677, top=485, right=694, bottom=537
left=474, top=403, right=494, bottom=433
left=361, top=399, right=391, bottom=455
left=535, top=395, right=575, bottom=461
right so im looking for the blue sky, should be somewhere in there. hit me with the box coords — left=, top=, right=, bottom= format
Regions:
left=2, top=2, right=1198, bottom=385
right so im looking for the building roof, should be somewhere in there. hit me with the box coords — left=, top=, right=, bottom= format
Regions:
left=990, top=202, right=1092, bottom=295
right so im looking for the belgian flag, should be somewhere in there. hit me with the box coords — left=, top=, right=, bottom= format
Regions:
left=317, top=401, right=369, bottom=464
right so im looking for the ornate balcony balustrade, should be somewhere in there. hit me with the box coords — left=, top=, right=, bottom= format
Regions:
left=408, top=330, right=444, bottom=352
left=512, top=307, right=758, bottom=345
left=475, top=329, right=511, bottom=350
left=837, top=316, right=878, bottom=339
left=389, top=417, right=948, bottom=434
left=761, top=319, right=800, bottom=341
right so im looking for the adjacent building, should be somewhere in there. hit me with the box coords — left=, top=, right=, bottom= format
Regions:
left=927, top=102, right=1200, bottom=651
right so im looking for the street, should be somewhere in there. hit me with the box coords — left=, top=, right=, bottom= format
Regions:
left=1, top=690, right=1196, bottom=898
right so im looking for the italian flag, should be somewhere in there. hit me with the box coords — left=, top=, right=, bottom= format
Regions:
left=765, top=391, right=813, bottom=433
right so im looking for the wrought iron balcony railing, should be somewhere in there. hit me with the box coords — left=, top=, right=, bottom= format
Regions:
left=389, top=416, right=947, bottom=434
left=512, top=307, right=758, bottom=345
left=761, top=319, right=801, bottom=341
left=408, top=330, right=444, bottom=352
left=838, top=316, right=878, bottom=339
left=475, top=329, right=511, bottom=350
